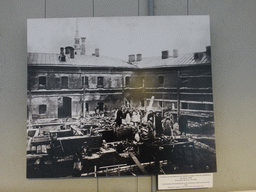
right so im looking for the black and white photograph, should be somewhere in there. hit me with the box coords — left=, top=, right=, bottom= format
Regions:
left=26, top=15, right=216, bottom=178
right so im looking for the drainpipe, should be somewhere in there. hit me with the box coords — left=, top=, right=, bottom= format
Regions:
left=148, top=0, right=154, bottom=16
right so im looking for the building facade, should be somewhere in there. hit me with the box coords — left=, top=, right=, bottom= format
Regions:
left=27, top=37, right=213, bottom=122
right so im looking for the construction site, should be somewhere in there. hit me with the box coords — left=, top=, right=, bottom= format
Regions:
left=26, top=94, right=216, bottom=178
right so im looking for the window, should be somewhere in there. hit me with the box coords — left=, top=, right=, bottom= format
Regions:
left=39, top=105, right=47, bottom=114
left=97, top=77, right=104, bottom=88
left=182, top=103, right=188, bottom=109
left=81, top=103, right=89, bottom=114
left=158, top=75, right=164, bottom=85
left=38, top=76, right=46, bottom=89
left=98, top=102, right=103, bottom=111
left=140, top=76, right=144, bottom=87
left=82, top=76, right=89, bottom=88
left=86, top=103, right=89, bottom=112
left=125, top=76, right=130, bottom=87
left=61, top=76, right=68, bottom=89
left=141, top=99, right=144, bottom=107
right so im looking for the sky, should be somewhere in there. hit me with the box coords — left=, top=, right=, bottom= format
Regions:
left=27, top=15, right=211, bottom=61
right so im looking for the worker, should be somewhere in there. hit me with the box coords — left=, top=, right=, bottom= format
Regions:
left=178, top=115, right=188, bottom=136
left=73, top=149, right=83, bottom=177
left=115, top=108, right=123, bottom=127
left=155, top=111, right=163, bottom=137
left=163, top=112, right=174, bottom=136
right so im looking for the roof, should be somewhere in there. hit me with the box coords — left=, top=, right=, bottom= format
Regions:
left=133, top=53, right=211, bottom=69
left=27, top=52, right=211, bottom=69
left=27, top=52, right=138, bottom=69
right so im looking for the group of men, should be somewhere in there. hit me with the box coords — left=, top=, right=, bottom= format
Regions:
left=114, top=107, right=188, bottom=142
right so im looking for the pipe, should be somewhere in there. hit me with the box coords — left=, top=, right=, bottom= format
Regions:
left=148, top=0, right=154, bottom=16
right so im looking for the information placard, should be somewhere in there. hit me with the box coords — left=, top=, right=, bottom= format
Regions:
left=158, top=173, right=213, bottom=190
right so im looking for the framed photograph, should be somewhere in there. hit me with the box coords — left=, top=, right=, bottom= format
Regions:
left=27, top=15, right=216, bottom=179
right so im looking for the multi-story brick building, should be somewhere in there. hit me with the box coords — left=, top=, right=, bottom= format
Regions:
left=27, top=35, right=213, bottom=122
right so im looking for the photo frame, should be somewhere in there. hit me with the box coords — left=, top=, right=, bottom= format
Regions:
left=27, top=15, right=216, bottom=179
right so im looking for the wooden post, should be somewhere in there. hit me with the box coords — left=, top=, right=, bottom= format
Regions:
left=83, top=86, right=86, bottom=118
left=177, top=71, right=181, bottom=121
left=94, top=165, right=97, bottom=177
left=161, top=95, right=164, bottom=117
left=122, top=73, right=124, bottom=106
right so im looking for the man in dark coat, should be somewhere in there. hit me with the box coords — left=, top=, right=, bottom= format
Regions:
left=178, top=115, right=188, bottom=136
left=115, top=108, right=123, bottom=127
left=155, top=111, right=163, bottom=137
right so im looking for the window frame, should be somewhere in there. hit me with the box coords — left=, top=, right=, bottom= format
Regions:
left=158, top=75, right=164, bottom=86
left=82, top=76, right=89, bottom=88
left=97, top=76, right=104, bottom=88
left=38, top=76, right=46, bottom=89
left=39, top=104, right=47, bottom=114
left=125, top=76, right=131, bottom=87
left=61, top=76, right=69, bottom=89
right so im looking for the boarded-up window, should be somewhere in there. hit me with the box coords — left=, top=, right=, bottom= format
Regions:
left=39, top=76, right=46, bottom=89
left=61, top=76, right=68, bottom=89
left=39, top=105, right=47, bottom=114
left=125, top=76, right=130, bottom=87
left=97, top=77, right=104, bottom=88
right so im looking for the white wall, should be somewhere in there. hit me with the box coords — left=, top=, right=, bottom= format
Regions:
left=0, top=0, right=256, bottom=191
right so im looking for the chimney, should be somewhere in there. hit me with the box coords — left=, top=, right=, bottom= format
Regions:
left=128, top=54, right=135, bottom=63
left=81, top=37, right=86, bottom=55
left=60, top=47, right=64, bottom=55
left=162, top=50, right=169, bottom=59
left=173, top=49, right=178, bottom=58
left=194, top=52, right=203, bottom=61
left=206, top=46, right=211, bottom=58
left=65, top=47, right=70, bottom=54
left=70, top=47, right=75, bottom=59
left=136, top=54, right=142, bottom=61
left=95, top=48, right=99, bottom=57
left=59, top=47, right=66, bottom=61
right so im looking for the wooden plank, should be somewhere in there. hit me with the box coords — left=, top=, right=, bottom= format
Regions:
left=180, top=75, right=212, bottom=78
left=128, top=152, right=147, bottom=174
left=70, top=125, right=84, bottom=136
left=181, top=109, right=213, bottom=113
left=180, top=100, right=213, bottom=104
